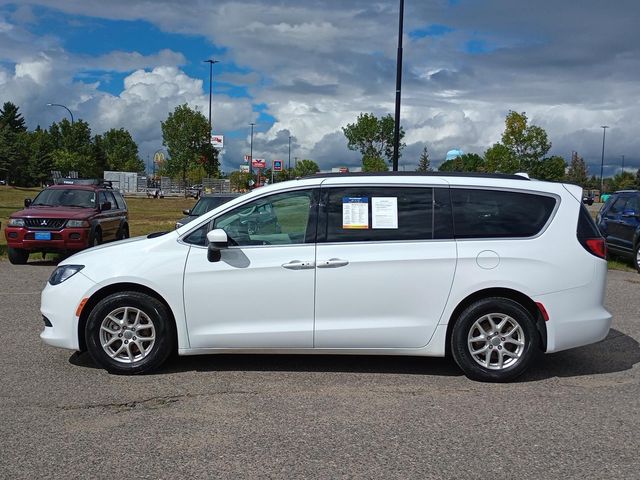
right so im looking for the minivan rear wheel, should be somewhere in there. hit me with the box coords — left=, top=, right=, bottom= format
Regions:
left=451, top=297, right=539, bottom=382
left=85, top=292, right=175, bottom=374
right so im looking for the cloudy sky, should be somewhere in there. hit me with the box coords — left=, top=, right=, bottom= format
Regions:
left=0, top=0, right=638, bottom=176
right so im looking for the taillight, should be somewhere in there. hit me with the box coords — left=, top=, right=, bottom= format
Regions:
left=581, top=238, right=607, bottom=259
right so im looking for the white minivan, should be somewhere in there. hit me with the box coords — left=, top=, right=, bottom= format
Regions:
left=40, top=173, right=611, bottom=382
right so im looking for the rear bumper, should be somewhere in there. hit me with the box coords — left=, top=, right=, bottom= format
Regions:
left=5, top=226, right=91, bottom=251
left=538, top=262, right=612, bottom=353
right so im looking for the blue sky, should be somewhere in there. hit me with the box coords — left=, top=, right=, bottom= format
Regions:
left=0, top=0, right=638, bottom=175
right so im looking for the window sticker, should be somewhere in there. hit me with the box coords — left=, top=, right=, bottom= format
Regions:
left=342, top=197, right=369, bottom=229
left=372, top=197, right=398, bottom=229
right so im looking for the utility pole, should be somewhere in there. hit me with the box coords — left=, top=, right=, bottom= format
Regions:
left=392, top=0, right=405, bottom=171
left=600, top=126, right=609, bottom=194
left=203, top=59, right=219, bottom=144
left=288, top=135, right=292, bottom=180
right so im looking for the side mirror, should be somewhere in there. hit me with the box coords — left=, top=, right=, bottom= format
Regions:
left=101, top=201, right=111, bottom=211
left=183, top=209, right=191, bottom=215
left=207, top=228, right=229, bottom=262
left=24, top=198, right=32, bottom=208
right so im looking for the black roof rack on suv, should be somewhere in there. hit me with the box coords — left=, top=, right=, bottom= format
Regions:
left=302, top=171, right=530, bottom=181
left=54, top=178, right=113, bottom=188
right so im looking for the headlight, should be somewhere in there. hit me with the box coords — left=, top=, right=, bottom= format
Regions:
left=49, top=265, right=84, bottom=285
left=66, top=220, right=90, bottom=228
left=8, top=218, right=25, bottom=227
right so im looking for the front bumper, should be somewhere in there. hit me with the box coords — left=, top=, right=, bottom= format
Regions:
left=40, top=271, right=96, bottom=351
left=5, top=226, right=91, bottom=252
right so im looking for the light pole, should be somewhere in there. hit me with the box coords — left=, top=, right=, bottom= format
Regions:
left=203, top=59, right=219, bottom=143
left=288, top=135, right=292, bottom=179
left=600, top=125, right=609, bottom=194
left=621, top=154, right=625, bottom=172
left=392, top=0, right=405, bottom=172
left=46, top=103, right=74, bottom=124
left=249, top=122, right=255, bottom=178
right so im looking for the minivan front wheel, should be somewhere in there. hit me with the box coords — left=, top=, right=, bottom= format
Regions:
left=85, top=292, right=175, bottom=374
left=451, top=298, right=539, bottom=382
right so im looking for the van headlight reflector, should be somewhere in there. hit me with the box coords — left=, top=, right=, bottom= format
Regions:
left=49, top=265, right=84, bottom=285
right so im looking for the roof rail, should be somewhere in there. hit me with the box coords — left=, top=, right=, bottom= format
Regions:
left=54, top=178, right=113, bottom=188
left=303, top=171, right=531, bottom=181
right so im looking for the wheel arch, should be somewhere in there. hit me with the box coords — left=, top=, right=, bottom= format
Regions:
left=77, top=282, right=178, bottom=352
left=444, top=287, right=547, bottom=356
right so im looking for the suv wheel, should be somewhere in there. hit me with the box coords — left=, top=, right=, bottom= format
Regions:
left=117, top=223, right=130, bottom=240
left=90, top=229, right=102, bottom=247
left=451, top=297, right=539, bottom=382
left=85, top=292, right=175, bottom=374
left=7, top=247, right=29, bottom=265
left=634, top=243, right=640, bottom=273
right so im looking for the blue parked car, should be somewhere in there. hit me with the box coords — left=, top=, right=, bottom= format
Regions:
left=596, top=190, right=640, bottom=272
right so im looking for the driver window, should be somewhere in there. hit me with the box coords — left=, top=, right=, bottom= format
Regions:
left=186, top=190, right=313, bottom=247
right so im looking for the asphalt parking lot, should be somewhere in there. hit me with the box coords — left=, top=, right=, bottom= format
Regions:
left=1, top=260, right=639, bottom=479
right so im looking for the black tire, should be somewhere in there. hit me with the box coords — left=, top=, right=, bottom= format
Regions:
left=7, top=247, right=29, bottom=265
left=116, top=223, right=130, bottom=240
left=89, top=228, right=102, bottom=247
left=451, top=297, right=539, bottom=382
left=633, top=243, right=640, bottom=274
left=85, top=291, right=176, bottom=375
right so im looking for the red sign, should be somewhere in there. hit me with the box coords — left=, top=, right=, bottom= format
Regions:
left=252, top=158, right=266, bottom=169
left=273, top=160, right=283, bottom=171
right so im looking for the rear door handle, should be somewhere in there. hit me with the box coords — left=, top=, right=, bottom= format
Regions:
left=282, top=260, right=315, bottom=270
left=317, top=258, right=349, bottom=269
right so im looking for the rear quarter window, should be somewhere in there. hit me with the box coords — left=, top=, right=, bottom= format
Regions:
left=451, top=188, right=556, bottom=239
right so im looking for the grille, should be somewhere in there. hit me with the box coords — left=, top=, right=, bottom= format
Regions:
left=24, top=218, right=66, bottom=230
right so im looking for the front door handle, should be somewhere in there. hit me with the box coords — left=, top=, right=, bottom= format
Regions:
left=282, top=260, right=316, bottom=270
left=317, top=258, right=349, bottom=269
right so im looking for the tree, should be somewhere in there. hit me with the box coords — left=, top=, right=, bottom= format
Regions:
left=0, top=102, right=28, bottom=183
left=362, top=155, right=389, bottom=172
left=102, top=128, right=144, bottom=172
left=25, top=127, right=55, bottom=186
left=439, top=153, right=485, bottom=172
left=501, top=111, right=551, bottom=170
left=565, top=152, right=589, bottom=186
left=343, top=113, right=405, bottom=166
left=636, top=169, right=640, bottom=189
left=416, top=146, right=432, bottom=172
left=293, top=159, right=320, bottom=177
left=484, top=143, right=519, bottom=173
left=531, top=155, right=566, bottom=181
left=609, top=171, right=636, bottom=191
left=0, top=102, right=26, bottom=133
left=49, top=119, right=97, bottom=177
left=161, top=104, right=210, bottom=193
left=198, top=142, right=220, bottom=178
left=229, top=171, right=250, bottom=191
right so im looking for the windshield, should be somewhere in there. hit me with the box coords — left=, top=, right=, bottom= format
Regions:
left=191, top=196, right=234, bottom=216
left=32, top=188, right=96, bottom=208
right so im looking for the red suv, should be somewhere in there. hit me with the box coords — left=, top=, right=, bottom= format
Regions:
left=5, top=178, right=129, bottom=264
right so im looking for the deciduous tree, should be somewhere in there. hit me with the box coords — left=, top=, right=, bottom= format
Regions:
left=343, top=113, right=405, bottom=166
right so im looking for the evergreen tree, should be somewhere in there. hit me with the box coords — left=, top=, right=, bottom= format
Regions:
left=416, top=146, right=432, bottom=172
left=565, top=152, right=589, bottom=186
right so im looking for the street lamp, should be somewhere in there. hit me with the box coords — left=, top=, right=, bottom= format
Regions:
left=288, top=135, right=292, bottom=179
left=392, top=0, right=405, bottom=172
left=46, top=103, right=74, bottom=124
left=249, top=122, right=256, bottom=177
left=600, top=126, right=609, bottom=194
left=203, top=59, right=219, bottom=143
left=621, top=154, right=625, bottom=172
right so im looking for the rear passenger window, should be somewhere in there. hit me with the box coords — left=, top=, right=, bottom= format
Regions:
left=451, top=189, right=556, bottom=238
left=323, top=187, right=434, bottom=242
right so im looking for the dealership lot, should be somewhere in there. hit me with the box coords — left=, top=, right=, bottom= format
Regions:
left=1, top=261, right=639, bottom=479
